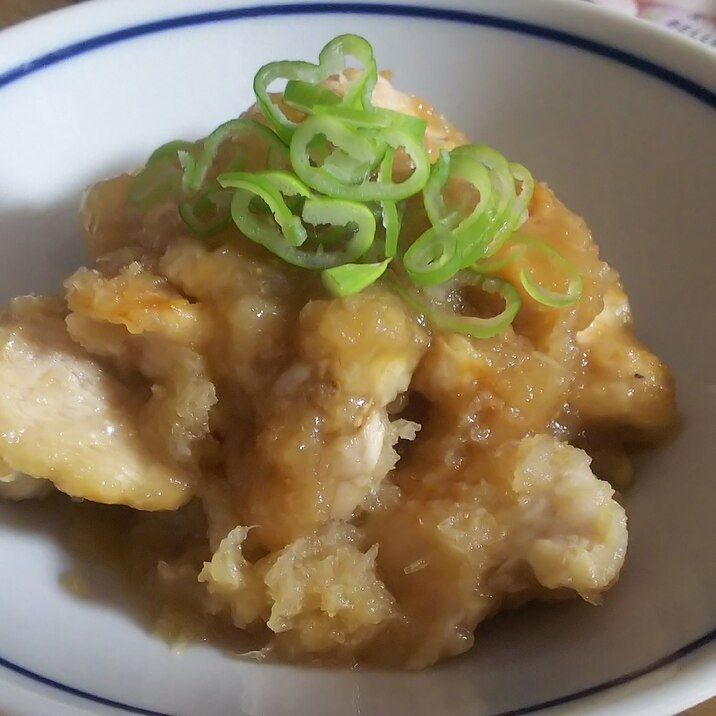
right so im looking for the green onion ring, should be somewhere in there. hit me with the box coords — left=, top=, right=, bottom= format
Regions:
left=129, top=139, right=196, bottom=208
left=403, top=225, right=462, bottom=286
left=220, top=170, right=309, bottom=248
left=451, top=143, right=518, bottom=257
left=283, top=80, right=342, bottom=114
left=221, top=171, right=376, bottom=269
left=378, top=148, right=401, bottom=258
left=291, top=117, right=430, bottom=201
left=390, top=271, right=522, bottom=338
left=473, top=235, right=582, bottom=308
left=321, top=34, right=378, bottom=110
left=177, top=189, right=233, bottom=236
left=253, top=34, right=377, bottom=143
left=182, top=119, right=288, bottom=194
left=321, top=259, right=390, bottom=297
left=422, top=150, right=456, bottom=229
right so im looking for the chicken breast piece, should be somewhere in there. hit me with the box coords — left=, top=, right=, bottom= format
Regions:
left=231, top=288, right=427, bottom=550
left=65, top=261, right=218, bottom=465
left=575, top=284, right=676, bottom=437
left=0, top=296, right=192, bottom=509
left=492, top=434, right=627, bottom=601
left=362, top=435, right=627, bottom=668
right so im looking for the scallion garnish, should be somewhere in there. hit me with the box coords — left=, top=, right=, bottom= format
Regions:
left=253, top=34, right=377, bottom=143
left=128, top=34, right=583, bottom=338
left=181, top=118, right=289, bottom=194
left=220, top=171, right=376, bottom=269
left=177, top=189, right=233, bottom=236
left=473, top=235, right=583, bottom=308
left=378, top=148, right=401, bottom=259
left=322, top=259, right=391, bottom=297
left=290, top=116, right=430, bottom=201
left=390, top=272, right=522, bottom=338
left=129, top=139, right=197, bottom=209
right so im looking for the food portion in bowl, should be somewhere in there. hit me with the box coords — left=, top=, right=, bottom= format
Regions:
left=0, top=35, right=676, bottom=668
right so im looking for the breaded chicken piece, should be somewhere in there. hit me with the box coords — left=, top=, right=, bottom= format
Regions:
left=0, top=296, right=192, bottom=509
left=575, top=284, right=676, bottom=438
left=229, top=288, right=427, bottom=551
left=361, top=435, right=626, bottom=668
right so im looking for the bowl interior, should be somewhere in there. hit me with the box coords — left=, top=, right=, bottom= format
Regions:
left=0, top=3, right=714, bottom=715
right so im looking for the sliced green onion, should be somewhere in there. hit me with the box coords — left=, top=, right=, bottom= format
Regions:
left=290, top=114, right=381, bottom=192
left=291, top=117, right=430, bottom=201
left=452, top=143, right=512, bottom=179
left=414, top=149, right=495, bottom=279
left=321, top=259, right=390, bottom=297
left=520, top=262, right=582, bottom=307
left=177, top=189, right=233, bottom=236
left=283, top=80, right=341, bottom=114
left=296, top=114, right=379, bottom=163
left=379, top=149, right=401, bottom=258
left=506, top=163, right=534, bottom=236
left=221, top=171, right=375, bottom=269
left=449, top=153, right=494, bottom=267
left=451, top=143, right=517, bottom=257
left=313, top=104, right=427, bottom=142
left=302, top=195, right=376, bottom=259
left=403, top=226, right=461, bottom=286
left=129, top=139, right=196, bottom=208
left=254, top=60, right=338, bottom=144
left=422, top=150, right=455, bottom=229
left=183, top=119, right=288, bottom=194
left=220, top=170, right=309, bottom=245
left=517, top=238, right=583, bottom=308
left=320, top=34, right=378, bottom=111
left=253, top=34, right=376, bottom=143
left=390, top=272, right=522, bottom=338
left=473, top=235, right=582, bottom=308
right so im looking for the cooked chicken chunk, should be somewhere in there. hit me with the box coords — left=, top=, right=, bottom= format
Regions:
left=65, top=262, right=217, bottom=464
left=227, top=289, right=427, bottom=550
left=0, top=297, right=192, bottom=509
left=360, top=435, right=627, bottom=668
left=575, top=283, right=676, bottom=438
left=199, top=435, right=625, bottom=668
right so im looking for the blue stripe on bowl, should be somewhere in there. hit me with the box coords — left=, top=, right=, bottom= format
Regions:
left=0, top=2, right=715, bottom=107
left=2, top=627, right=716, bottom=716
left=0, top=3, right=714, bottom=715
left=0, top=654, right=172, bottom=716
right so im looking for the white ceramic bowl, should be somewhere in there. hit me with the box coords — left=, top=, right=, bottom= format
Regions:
left=0, top=1, right=714, bottom=714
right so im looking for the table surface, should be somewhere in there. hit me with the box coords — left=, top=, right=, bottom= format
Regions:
left=1, top=1, right=714, bottom=715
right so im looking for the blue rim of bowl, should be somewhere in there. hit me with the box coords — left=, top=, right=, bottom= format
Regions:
left=1, top=1, right=716, bottom=106
left=0, top=3, right=714, bottom=715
